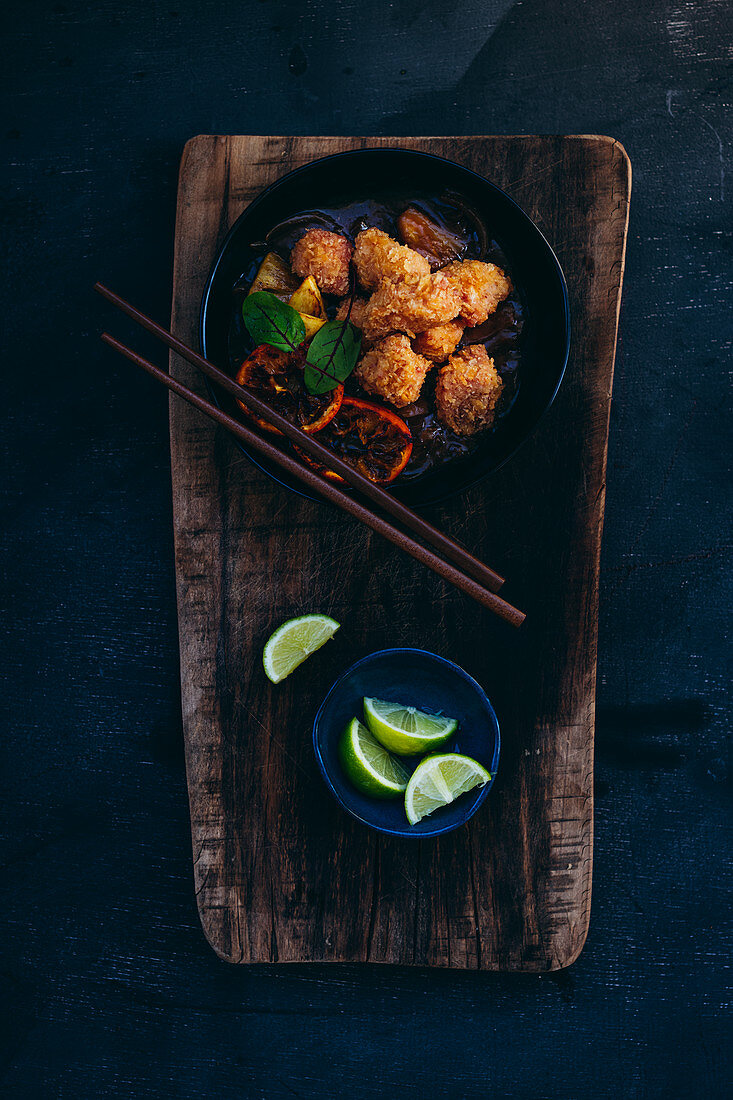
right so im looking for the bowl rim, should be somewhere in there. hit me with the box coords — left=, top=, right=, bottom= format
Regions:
left=312, top=646, right=501, bottom=838
left=200, top=145, right=571, bottom=505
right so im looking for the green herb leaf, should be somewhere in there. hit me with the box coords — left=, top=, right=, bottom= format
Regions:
left=304, top=320, right=362, bottom=395
left=241, top=291, right=305, bottom=352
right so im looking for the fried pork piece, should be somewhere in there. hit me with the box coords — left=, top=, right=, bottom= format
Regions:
left=362, top=271, right=460, bottom=342
left=335, top=296, right=368, bottom=329
left=353, top=227, right=430, bottom=291
left=290, top=229, right=353, bottom=297
left=335, top=296, right=372, bottom=348
left=412, top=318, right=466, bottom=363
left=441, top=260, right=511, bottom=327
left=435, top=344, right=503, bottom=436
left=355, top=334, right=432, bottom=408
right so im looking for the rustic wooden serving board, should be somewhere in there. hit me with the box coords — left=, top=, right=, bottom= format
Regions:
left=169, top=135, right=630, bottom=969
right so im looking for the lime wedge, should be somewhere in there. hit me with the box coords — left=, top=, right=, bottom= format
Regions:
left=262, top=614, right=340, bottom=683
left=404, top=753, right=491, bottom=825
left=338, top=717, right=410, bottom=799
left=363, top=696, right=458, bottom=754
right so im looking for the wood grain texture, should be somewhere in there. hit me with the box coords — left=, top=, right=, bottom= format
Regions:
left=169, top=135, right=630, bottom=968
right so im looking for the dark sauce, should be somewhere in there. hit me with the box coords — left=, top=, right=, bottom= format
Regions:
left=227, top=190, right=524, bottom=482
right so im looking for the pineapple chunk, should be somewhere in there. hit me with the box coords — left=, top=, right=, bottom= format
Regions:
left=289, top=276, right=327, bottom=341
left=247, top=263, right=325, bottom=341
left=298, top=312, right=327, bottom=341
left=248, top=251, right=299, bottom=301
left=289, top=275, right=326, bottom=319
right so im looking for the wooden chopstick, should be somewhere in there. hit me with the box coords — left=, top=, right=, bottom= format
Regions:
left=100, top=331, right=526, bottom=628
left=94, top=282, right=505, bottom=595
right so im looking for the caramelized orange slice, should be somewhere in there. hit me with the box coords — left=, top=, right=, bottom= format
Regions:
left=298, top=396, right=413, bottom=484
left=235, top=345, right=343, bottom=435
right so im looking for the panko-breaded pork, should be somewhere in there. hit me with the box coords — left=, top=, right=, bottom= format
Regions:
left=291, top=228, right=353, bottom=297
left=362, top=271, right=460, bottom=342
left=335, top=296, right=369, bottom=331
left=412, top=319, right=466, bottom=363
left=355, top=334, right=432, bottom=408
left=353, top=227, right=430, bottom=291
left=435, top=344, right=503, bottom=436
left=335, top=295, right=373, bottom=349
left=441, top=260, right=511, bottom=327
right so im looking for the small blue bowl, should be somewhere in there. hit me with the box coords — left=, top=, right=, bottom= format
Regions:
left=313, top=648, right=500, bottom=838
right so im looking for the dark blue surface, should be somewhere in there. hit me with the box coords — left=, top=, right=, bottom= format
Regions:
left=313, top=648, right=500, bottom=837
left=1, top=1, right=730, bottom=1097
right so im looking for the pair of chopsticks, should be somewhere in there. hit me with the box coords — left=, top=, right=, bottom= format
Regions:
left=95, top=283, right=525, bottom=627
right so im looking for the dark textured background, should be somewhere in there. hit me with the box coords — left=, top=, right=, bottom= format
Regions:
left=1, top=1, right=731, bottom=1096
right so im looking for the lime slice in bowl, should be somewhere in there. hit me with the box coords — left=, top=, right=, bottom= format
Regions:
left=338, top=717, right=410, bottom=799
left=263, top=614, right=340, bottom=683
left=405, top=753, right=491, bottom=825
left=363, top=696, right=458, bottom=754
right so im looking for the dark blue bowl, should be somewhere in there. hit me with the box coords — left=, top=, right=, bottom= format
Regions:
left=200, top=147, right=570, bottom=507
left=313, top=648, right=500, bottom=838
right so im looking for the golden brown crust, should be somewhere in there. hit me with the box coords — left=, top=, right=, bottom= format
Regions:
left=290, top=229, right=353, bottom=297
left=335, top=296, right=373, bottom=348
left=435, top=344, right=503, bottom=436
left=361, top=271, right=460, bottom=342
left=335, top=296, right=368, bottom=329
left=441, top=260, right=511, bottom=327
left=355, top=334, right=432, bottom=408
left=353, top=227, right=430, bottom=291
left=412, top=319, right=466, bottom=362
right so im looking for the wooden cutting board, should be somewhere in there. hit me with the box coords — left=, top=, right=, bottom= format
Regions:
left=169, top=135, right=630, bottom=969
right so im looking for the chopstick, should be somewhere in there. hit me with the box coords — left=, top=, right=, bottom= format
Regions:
left=94, top=283, right=505, bottom=595
left=100, top=331, right=526, bottom=628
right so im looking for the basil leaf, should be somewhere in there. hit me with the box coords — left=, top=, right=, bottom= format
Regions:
left=241, top=291, right=305, bottom=351
left=304, top=320, right=362, bottom=395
